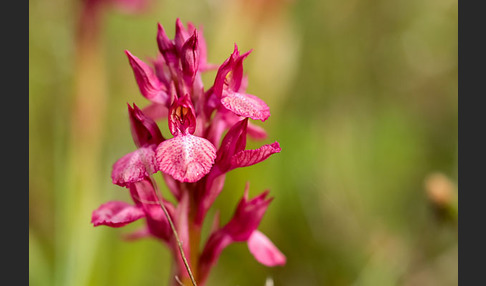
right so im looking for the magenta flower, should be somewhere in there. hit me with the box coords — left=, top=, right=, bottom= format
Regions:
left=156, top=94, right=217, bottom=183
left=92, top=19, right=285, bottom=286
left=198, top=185, right=286, bottom=284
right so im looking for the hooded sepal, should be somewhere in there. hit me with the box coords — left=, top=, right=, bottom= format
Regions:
left=168, top=94, right=197, bottom=136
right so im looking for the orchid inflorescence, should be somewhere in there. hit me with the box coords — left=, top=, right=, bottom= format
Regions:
left=91, top=19, right=285, bottom=285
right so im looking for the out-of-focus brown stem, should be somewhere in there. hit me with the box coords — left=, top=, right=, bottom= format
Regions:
left=59, top=2, right=107, bottom=285
left=71, top=1, right=106, bottom=151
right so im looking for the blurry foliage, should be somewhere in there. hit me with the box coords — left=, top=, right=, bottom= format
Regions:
left=30, top=0, right=457, bottom=285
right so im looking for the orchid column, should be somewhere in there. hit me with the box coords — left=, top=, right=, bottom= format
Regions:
left=92, top=19, right=286, bottom=286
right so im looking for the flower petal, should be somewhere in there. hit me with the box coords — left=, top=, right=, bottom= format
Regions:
left=125, top=50, right=168, bottom=104
left=122, top=227, right=151, bottom=241
left=111, top=145, right=158, bottom=187
left=174, top=18, right=190, bottom=52
left=157, top=23, right=178, bottom=67
left=91, top=201, right=145, bottom=227
left=156, top=134, right=216, bottom=182
left=223, top=185, right=272, bottom=241
left=181, top=31, right=200, bottom=83
left=228, top=49, right=251, bottom=92
left=248, top=230, right=286, bottom=266
left=198, top=230, right=233, bottom=284
left=230, top=142, right=281, bottom=170
left=128, top=103, right=164, bottom=148
left=221, top=91, right=270, bottom=121
left=247, top=122, right=267, bottom=140
left=142, top=102, right=169, bottom=121
left=128, top=179, right=175, bottom=243
left=215, top=118, right=248, bottom=172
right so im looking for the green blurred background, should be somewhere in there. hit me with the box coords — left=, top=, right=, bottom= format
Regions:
left=29, top=0, right=457, bottom=285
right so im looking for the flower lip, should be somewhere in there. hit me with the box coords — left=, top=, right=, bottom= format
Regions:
left=155, top=133, right=217, bottom=183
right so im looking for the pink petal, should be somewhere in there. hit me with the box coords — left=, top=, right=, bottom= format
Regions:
left=156, top=134, right=216, bottom=182
left=142, top=102, right=168, bottom=121
left=228, top=49, right=251, bottom=92
left=128, top=103, right=164, bottom=148
left=248, top=230, right=286, bottom=266
left=221, top=91, right=270, bottom=121
left=128, top=179, right=175, bottom=242
left=199, top=230, right=234, bottom=284
left=230, top=142, right=281, bottom=170
left=215, top=118, right=248, bottom=172
left=223, top=186, right=272, bottom=241
left=181, top=31, right=200, bottom=83
left=91, top=201, right=145, bottom=227
left=174, top=18, right=190, bottom=52
left=213, top=51, right=237, bottom=98
left=157, top=23, right=178, bottom=66
left=143, top=204, right=173, bottom=242
left=122, top=227, right=151, bottom=241
left=125, top=50, right=168, bottom=104
left=111, top=145, right=158, bottom=187
left=247, top=122, right=267, bottom=140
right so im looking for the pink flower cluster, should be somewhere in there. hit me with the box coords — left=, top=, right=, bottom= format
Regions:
left=91, top=19, right=285, bottom=285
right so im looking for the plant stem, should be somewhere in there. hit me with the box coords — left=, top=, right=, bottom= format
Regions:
left=147, top=176, right=198, bottom=286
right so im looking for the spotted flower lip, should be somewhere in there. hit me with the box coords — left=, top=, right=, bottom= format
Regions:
left=156, top=133, right=216, bottom=183
left=155, top=94, right=217, bottom=183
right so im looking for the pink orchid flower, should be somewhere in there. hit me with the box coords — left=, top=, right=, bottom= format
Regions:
left=92, top=19, right=285, bottom=286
